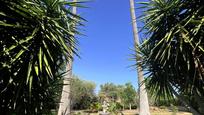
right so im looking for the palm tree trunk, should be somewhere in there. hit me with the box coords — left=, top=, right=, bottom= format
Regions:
left=129, top=0, right=150, bottom=115
left=58, top=1, right=77, bottom=115
left=58, top=62, right=72, bottom=115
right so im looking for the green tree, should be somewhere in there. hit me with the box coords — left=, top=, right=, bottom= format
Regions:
left=137, top=0, right=204, bottom=114
left=99, top=83, right=119, bottom=102
left=120, top=83, right=137, bottom=110
left=0, top=0, right=82, bottom=114
left=99, top=82, right=137, bottom=111
left=70, top=75, right=97, bottom=110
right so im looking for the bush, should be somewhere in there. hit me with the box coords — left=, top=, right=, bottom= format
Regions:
left=89, top=102, right=102, bottom=112
left=108, top=102, right=123, bottom=114
left=115, top=102, right=123, bottom=110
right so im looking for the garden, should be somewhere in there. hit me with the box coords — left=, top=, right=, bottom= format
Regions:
left=0, top=0, right=203, bottom=115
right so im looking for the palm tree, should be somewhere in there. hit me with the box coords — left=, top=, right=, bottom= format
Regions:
left=58, top=0, right=78, bottom=114
left=0, top=0, right=82, bottom=114
left=138, top=0, right=204, bottom=114
left=129, top=0, right=150, bottom=115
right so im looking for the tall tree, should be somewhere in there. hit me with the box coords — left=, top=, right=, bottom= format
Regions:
left=129, top=0, right=150, bottom=115
left=58, top=0, right=78, bottom=115
left=0, top=0, right=81, bottom=114
left=138, top=0, right=204, bottom=114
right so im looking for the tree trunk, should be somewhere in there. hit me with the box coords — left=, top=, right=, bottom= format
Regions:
left=129, top=0, right=150, bottom=115
left=129, top=103, right=132, bottom=110
left=58, top=1, right=77, bottom=115
left=122, top=104, right=125, bottom=110
left=58, top=62, right=72, bottom=115
left=138, top=67, right=150, bottom=115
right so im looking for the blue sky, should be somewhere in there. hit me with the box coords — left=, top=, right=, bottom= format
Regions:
left=73, top=0, right=144, bottom=92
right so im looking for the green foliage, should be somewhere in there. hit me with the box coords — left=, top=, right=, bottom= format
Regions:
left=107, top=102, right=118, bottom=114
left=89, top=102, right=102, bottom=112
left=120, top=83, right=137, bottom=109
left=148, top=92, right=179, bottom=106
left=0, top=0, right=83, bottom=114
left=99, top=83, right=119, bottom=101
left=115, top=102, right=123, bottom=110
left=107, top=102, right=123, bottom=114
left=137, top=0, right=204, bottom=114
left=99, top=82, right=137, bottom=111
left=70, top=75, right=97, bottom=110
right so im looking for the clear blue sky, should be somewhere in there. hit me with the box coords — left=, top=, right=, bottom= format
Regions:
left=73, top=0, right=144, bottom=92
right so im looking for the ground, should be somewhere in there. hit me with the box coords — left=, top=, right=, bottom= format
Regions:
left=72, top=107, right=192, bottom=115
